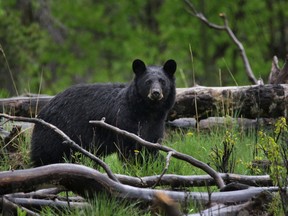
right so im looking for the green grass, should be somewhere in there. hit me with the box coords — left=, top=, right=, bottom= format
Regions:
left=40, top=193, right=150, bottom=216
left=0, top=122, right=32, bottom=170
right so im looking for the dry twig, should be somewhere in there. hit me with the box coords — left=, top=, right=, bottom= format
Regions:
left=152, top=151, right=174, bottom=188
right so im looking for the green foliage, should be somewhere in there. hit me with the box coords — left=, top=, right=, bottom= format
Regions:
left=0, top=2, right=50, bottom=95
left=17, top=208, right=27, bottom=216
left=0, top=123, right=31, bottom=171
left=209, top=130, right=237, bottom=173
left=254, top=117, right=288, bottom=215
left=256, top=117, right=288, bottom=187
left=1, top=0, right=288, bottom=95
left=41, top=193, right=150, bottom=216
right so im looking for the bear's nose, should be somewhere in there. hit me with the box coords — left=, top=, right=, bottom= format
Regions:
left=149, top=89, right=163, bottom=100
left=152, top=90, right=160, bottom=98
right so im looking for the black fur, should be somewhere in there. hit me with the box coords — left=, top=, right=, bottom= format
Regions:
left=30, top=59, right=177, bottom=166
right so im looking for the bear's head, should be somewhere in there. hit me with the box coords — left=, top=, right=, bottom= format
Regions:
left=132, top=59, right=177, bottom=106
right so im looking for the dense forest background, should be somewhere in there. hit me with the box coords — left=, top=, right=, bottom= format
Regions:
left=0, top=0, right=287, bottom=96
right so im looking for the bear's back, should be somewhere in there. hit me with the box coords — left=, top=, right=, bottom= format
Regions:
left=31, top=83, right=128, bottom=166
left=38, top=83, right=127, bottom=120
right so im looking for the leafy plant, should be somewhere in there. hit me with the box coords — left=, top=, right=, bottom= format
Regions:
left=209, top=130, right=237, bottom=173
left=256, top=117, right=288, bottom=215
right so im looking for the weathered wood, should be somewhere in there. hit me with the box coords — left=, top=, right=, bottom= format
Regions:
left=0, top=96, right=52, bottom=117
left=269, top=55, right=288, bottom=84
left=114, top=173, right=273, bottom=188
left=190, top=190, right=273, bottom=216
left=0, top=164, right=279, bottom=205
left=1, top=84, right=288, bottom=119
left=170, top=84, right=288, bottom=120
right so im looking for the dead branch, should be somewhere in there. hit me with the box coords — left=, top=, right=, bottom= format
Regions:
left=268, top=56, right=281, bottom=84
left=6, top=196, right=88, bottom=210
left=90, top=119, right=226, bottom=189
left=269, top=54, right=288, bottom=84
left=184, top=0, right=258, bottom=85
left=0, top=113, right=119, bottom=183
left=0, top=164, right=279, bottom=205
left=152, top=151, right=174, bottom=188
left=114, top=173, right=272, bottom=188
left=2, top=196, right=40, bottom=216
left=1, top=188, right=87, bottom=215
left=2, top=195, right=88, bottom=216
left=190, top=190, right=273, bottom=216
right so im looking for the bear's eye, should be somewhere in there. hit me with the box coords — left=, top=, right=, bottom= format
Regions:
left=159, top=78, right=166, bottom=86
left=145, top=80, right=152, bottom=85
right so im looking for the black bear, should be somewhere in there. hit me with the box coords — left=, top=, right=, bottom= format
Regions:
left=30, top=59, right=177, bottom=166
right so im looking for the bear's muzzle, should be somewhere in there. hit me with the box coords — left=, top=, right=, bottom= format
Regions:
left=148, top=88, right=163, bottom=101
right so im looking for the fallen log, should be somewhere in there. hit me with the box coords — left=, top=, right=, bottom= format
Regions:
left=1, top=84, right=288, bottom=120
left=170, top=84, right=288, bottom=120
left=0, top=96, right=52, bottom=117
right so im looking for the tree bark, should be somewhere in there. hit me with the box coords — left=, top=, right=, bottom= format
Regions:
left=1, top=84, right=288, bottom=120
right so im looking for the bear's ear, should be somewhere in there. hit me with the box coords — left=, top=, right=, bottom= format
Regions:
left=132, top=59, right=146, bottom=75
left=163, top=59, right=177, bottom=77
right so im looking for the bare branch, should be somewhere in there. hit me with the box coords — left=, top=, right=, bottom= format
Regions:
left=184, top=0, right=225, bottom=30
left=184, top=0, right=258, bottom=85
left=268, top=56, right=281, bottom=84
left=3, top=195, right=88, bottom=215
left=274, top=54, right=288, bottom=84
left=90, top=119, right=226, bottom=189
left=115, top=173, right=273, bottom=188
left=152, top=151, right=174, bottom=188
left=2, top=196, right=40, bottom=216
left=0, top=113, right=119, bottom=183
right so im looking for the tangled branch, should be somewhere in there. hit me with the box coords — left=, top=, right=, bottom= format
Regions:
left=90, top=119, right=226, bottom=189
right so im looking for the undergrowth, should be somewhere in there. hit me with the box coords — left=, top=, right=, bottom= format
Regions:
left=1, top=117, right=287, bottom=215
